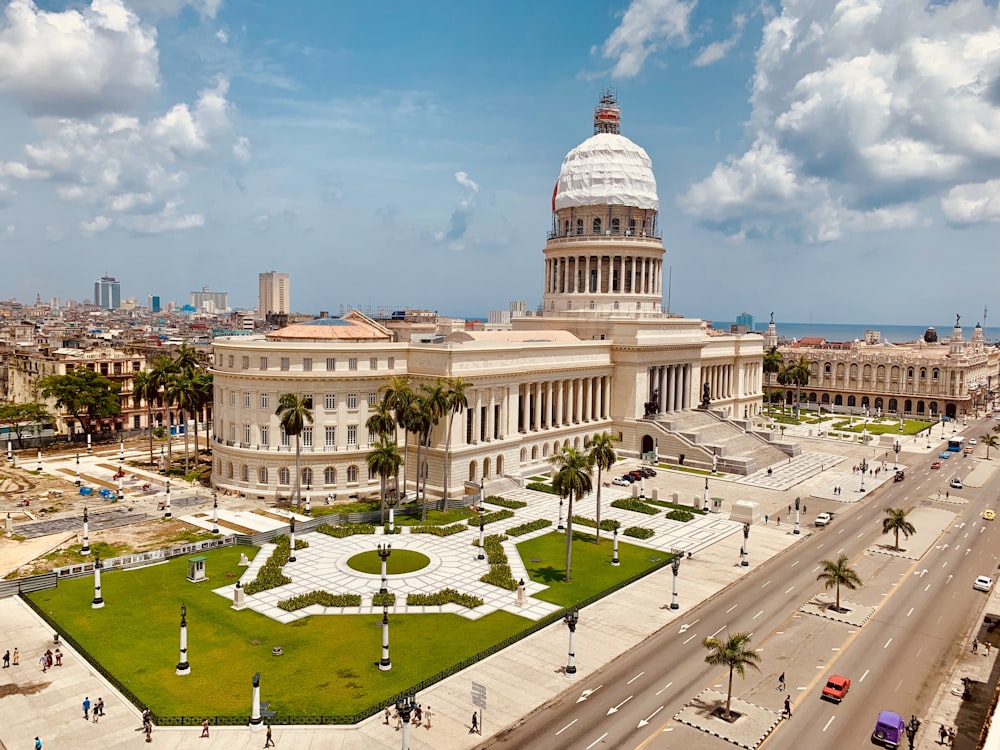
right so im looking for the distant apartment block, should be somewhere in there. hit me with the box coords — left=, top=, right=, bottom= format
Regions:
left=190, top=286, right=230, bottom=313
left=259, top=271, right=290, bottom=316
left=94, top=275, right=121, bottom=310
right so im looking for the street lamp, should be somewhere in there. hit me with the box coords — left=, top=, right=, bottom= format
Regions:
left=611, top=524, right=620, bottom=567
left=212, top=490, right=219, bottom=534
left=670, top=550, right=682, bottom=609
left=164, top=479, right=172, bottom=518
left=288, top=516, right=296, bottom=563
left=377, top=543, right=392, bottom=594
left=395, top=695, right=414, bottom=748
left=893, top=441, right=901, bottom=470
left=304, top=482, right=311, bottom=515
left=557, top=496, right=565, bottom=531
left=703, top=477, right=709, bottom=512
left=176, top=603, right=190, bottom=675
left=378, top=605, right=392, bottom=672
left=741, top=523, right=750, bottom=567
left=859, top=458, right=868, bottom=492
left=75, top=453, right=81, bottom=486
left=793, top=496, right=801, bottom=535
left=563, top=609, right=579, bottom=677
left=477, top=508, right=486, bottom=561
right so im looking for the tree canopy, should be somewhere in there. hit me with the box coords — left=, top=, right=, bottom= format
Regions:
left=39, top=368, right=121, bottom=435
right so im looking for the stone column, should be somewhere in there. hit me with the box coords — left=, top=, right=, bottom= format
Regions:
left=604, top=377, right=612, bottom=418
left=556, top=380, right=564, bottom=427
left=684, top=364, right=691, bottom=409
left=473, top=390, right=482, bottom=443
left=575, top=379, right=583, bottom=423
left=535, top=384, right=543, bottom=431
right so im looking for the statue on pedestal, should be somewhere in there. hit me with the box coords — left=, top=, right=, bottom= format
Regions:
left=701, top=381, right=711, bottom=409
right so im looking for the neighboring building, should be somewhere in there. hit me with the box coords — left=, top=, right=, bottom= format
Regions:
left=210, top=93, right=772, bottom=502
left=259, top=272, right=290, bottom=316
left=776, top=320, right=1000, bottom=419
left=732, top=312, right=754, bottom=334
left=150, top=295, right=161, bottom=313
left=94, top=275, right=121, bottom=310
left=190, top=286, right=230, bottom=313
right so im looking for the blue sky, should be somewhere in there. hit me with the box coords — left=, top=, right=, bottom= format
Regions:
left=1, top=0, right=999, bottom=327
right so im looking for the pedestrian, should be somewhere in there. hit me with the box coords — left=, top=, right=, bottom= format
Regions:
left=986, top=642, right=992, bottom=657
left=946, top=491, right=949, bottom=499
left=394, top=709, right=402, bottom=730
left=949, top=727, right=956, bottom=745
left=12, top=647, right=18, bottom=665
left=2, top=649, right=8, bottom=667
left=45, top=650, right=52, bottom=669
left=471, top=711, right=479, bottom=734
left=384, top=707, right=391, bottom=725
left=145, top=721, right=153, bottom=743
left=765, top=514, right=769, bottom=525
left=803, top=505, right=807, bottom=514
left=35, top=737, right=42, bottom=750
left=778, top=672, right=785, bottom=691
left=783, top=695, right=792, bottom=718
left=973, top=638, right=979, bottom=653
left=413, top=704, right=422, bottom=725
left=788, top=504, right=792, bottom=514
left=92, top=705, right=100, bottom=724
left=54, top=649, right=62, bottom=667
left=83, top=696, right=91, bottom=720
left=425, top=705, right=433, bottom=728
left=264, top=723, right=275, bottom=747
left=97, top=697, right=104, bottom=716
left=776, top=515, right=780, bottom=526
left=201, top=718, right=210, bottom=737
left=940, top=724, right=949, bottom=744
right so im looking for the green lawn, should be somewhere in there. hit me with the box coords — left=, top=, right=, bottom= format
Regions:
left=347, top=549, right=429, bottom=574
left=517, top=530, right=669, bottom=607
left=394, top=507, right=477, bottom=526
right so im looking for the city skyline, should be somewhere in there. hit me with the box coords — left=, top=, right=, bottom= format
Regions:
left=0, top=1, right=998, bottom=324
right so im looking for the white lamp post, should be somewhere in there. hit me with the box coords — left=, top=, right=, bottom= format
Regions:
left=175, top=603, right=191, bottom=675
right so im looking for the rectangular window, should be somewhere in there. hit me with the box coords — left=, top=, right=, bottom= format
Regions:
left=366, top=429, right=374, bottom=445
left=260, top=357, right=268, bottom=370
left=326, top=358, right=335, bottom=371
left=325, top=393, right=336, bottom=409
left=387, top=356, right=395, bottom=370
left=303, top=394, right=313, bottom=410
left=347, top=425, right=357, bottom=446
left=243, top=392, right=251, bottom=407
left=280, top=428, right=290, bottom=447
left=133, top=415, right=141, bottom=429
left=229, top=423, right=236, bottom=442
left=260, top=393, right=269, bottom=409
left=303, top=357, right=312, bottom=371
left=325, top=426, right=336, bottom=447
left=348, top=357, right=358, bottom=371
left=368, top=392, right=377, bottom=406
left=228, top=355, right=234, bottom=368
left=260, top=425, right=269, bottom=446
left=369, top=357, right=377, bottom=370
left=280, top=357, right=290, bottom=371
left=347, top=393, right=358, bottom=409
left=242, top=356, right=249, bottom=369
left=302, top=427, right=313, bottom=447
left=243, top=424, right=251, bottom=444
left=229, top=391, right=236, bottom=406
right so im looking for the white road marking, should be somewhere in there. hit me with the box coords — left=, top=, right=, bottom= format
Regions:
left=627, top=671, right=645, bottom=685
left=925, top=584, right=932, bottom=591
left=907, top=607, right=914, bottom=617
left=761, top=580, right=772, bottom=588
left=784, top=586, right=795, bottom=594
left=587, top=733, right=608, bottom=749
left=607, top=696, right=632, bottom=715
left=823, top=716, right=836, bottom=732
left=753, top=610, right=764, bottom=620
left=726, top=604, right=738, bottom=613
left=682, top=633, right=697, bottom=645
left=556, top=719, right=577, bottom=735
left=884, top=638, right=893, bottom=649
left=710, top=626, right=726, bottom=637
left=637, top=706, right=663, bottom=729
left=860, top=669, right=870, bottom=682
left=655, top=681, right=673, bottom=696
left=791, top=560, right=800, bottom=567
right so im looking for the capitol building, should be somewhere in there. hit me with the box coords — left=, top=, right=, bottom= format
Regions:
left=210, top=94, right=776, bottom=501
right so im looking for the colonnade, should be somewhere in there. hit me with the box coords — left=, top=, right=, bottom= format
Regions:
left=545, top=254, right=661, bottom=296
left=648, top=364, right=692, bottom=414
left=704, top=363, right=735, bottom=401
left=519, top=375, right=611, bottom=433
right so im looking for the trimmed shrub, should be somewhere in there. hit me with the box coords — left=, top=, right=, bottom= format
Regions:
left=406, top=588, right=484, bottom=608
left=664, top=509, right=695, bottom=522
left=294, top=539, right=309, bottom=550
left=372, top=592, right=396, bottom=607
left=316, top=523, right=376, bottom=538
left=571, top=515, right=619, bottom=531
left=526, top=482, right=560, bottom=495
left=409, top=524, right=467, bottom=537
left=478, top=533, right=518, bottom=590
left=485, top=495, right=528, bottom=509
left=506, top=519, right=553, bottom=537
left=466, top=509, right=515, bottom=527
left=243, top=535, right=292, bottom=595
left=277, top=591, right=361, bottom=611
left=648, top=500, right=706, bottom=515
left=611, top=498, right=659, bottom=515
left=623, top=526, right=655, bottom=539
left=381, top=524, right=402, bottom=535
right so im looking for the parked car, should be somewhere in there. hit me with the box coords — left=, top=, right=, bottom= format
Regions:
left=644, top=467, right=657, bottom=477
left=893, top=470, right=904, bottom=482
left=612, top=477, right=631, bottom=487
left=969, top=438, right=978, bottom=445
left=872, top=711, right=905, bottom=748
left=982, top=509, right=995, bottom=521
left=815, top=512, right=833, bottom=527
left=974, top=576, right=993, bottom=592
left=619, top=474, right=635, bottom=483
left=950, top=478, right=963, bottom=489
left=628, top=470, right=645, bottom=481
left=930, top=461, right=941, bottom=469
left=821, top=674, right=851, bottom=703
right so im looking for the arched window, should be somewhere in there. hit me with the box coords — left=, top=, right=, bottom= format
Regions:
left=531, top=446, right=538, bottom=460
left=259, top=466, right=268, bottom=484
left=917, top=400, right=925, bottom=414
left=874, top=397, right=883, bottom=410
left=302, top=467, right=313, bottom=486
left=628, top=218, right=636, bottom=235
left=821, top=393, right=830, bottom=403
left=834, top=395, right=843, bottom=406
left=611, top=217, right=620, bottom=234
left=847, top=395, right=856, bottom=407
left=519, top=448, right=526, bottom=463
left=905, top=399, right=912, bottom=413
left=932, top=368, right=940, bottom=379
left=279, top=467, right=290, bottom=485
left=563, top=220, right=569, bottom=236
left=592, top=217, right=601, bottom=234
left=920, top=368, right=927, bottom=379
left=347, top=465, right=358, bottom=483
left=241, top=464, right=248, bottom=482
left=929, top=402, right=937, bottom=415
left=907, top=367, right=914, bottom=378
left=542, top=444, right=549, bottom=457
left=324, top=466, right=335, bottom=484
left=576, top=219, right=583, bottom=235
left=888, top=399, right=897, bottom=412
left=824, top=363, right=831, bottom=374
left=849, top=364, right=858, bottom=380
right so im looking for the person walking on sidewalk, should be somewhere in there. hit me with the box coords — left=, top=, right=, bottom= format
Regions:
left=973, top=638, right=979, bottom=653
left=783, top=695, right=792, bottom=718
left=939, top=724, right=948, bottom=744
left=200, top=718, right=210, bottom=737
left=12, top=647, right=18, bottom=665
left=264, top=724, right=275, bottom=747
left=778, top=672, right=785, bottom=691
left=470, top=711, right=479, bottom=734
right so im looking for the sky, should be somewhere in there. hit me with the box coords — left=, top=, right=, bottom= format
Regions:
left=1, top=0, right=999, bottom=327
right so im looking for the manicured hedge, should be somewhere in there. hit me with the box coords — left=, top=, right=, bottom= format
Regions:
left=277, top=591, right=361, bottom=611
left=571, top=515, right=620, bottom=531
left=648, top=500, right=706, bottom=515
left=526, top=482, right=559, bottom=495
left=317, top=523, right=376, bottom=538
left=381, top=525, right=402, bottom=535
left=479, top=534, right=518, bottom=590
left=485, top=495, right=528, bottom=509
left=243, top=535, right=292, bottom=595
left=409, top=524, right=467, bottom=536
left=664, top=510, right=695, bottom=522
left=506, top=519, right=553, bottom=537
left=294, top=539, right=309, bottom=550
left=466, top=509, right=515, bottom=527
left=372, top=592, right=396, bottom=607
left=623, top=526, right=655, bottom=539
left=406, top=588, right=483, bottom=608
left=611, top=498, right=659, bottom=515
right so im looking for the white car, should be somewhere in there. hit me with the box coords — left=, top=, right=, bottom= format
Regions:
left=815, top=512, right=832, bottom=527
left=969, top=438, right=978, bottom=445
left=974, top=576, right=993, bottom=592
left=950, top=479, right=963, bottom=489
left=611, top=477, right=630, bottom=487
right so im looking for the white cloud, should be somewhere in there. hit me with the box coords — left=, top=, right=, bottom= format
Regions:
left=232, top=136, right=251, bottom=162
left=595, top=0, right=696, bottom=78
left=127, top=0, right=222, bottom=20
left=81, top=215, right=112, bottom=233
left=942, top=180, right=1000, bottom=224
left=435, top=170, right=480, bottom=248
left=0, top=0, right=160, bottom=118
left=681, top=0, right=1000, bottom=240
left=215, top=28, right=228, bottom=43
left=117, top=200, right=204, bottom=234
left=692, top=13, right=746, bottom=67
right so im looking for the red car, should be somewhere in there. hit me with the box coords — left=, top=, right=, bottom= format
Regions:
left=822, top=674, right=851, bottom=703
left=930, top=461, right=941, bottom=470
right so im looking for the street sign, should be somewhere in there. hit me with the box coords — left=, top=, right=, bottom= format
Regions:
left=472, top=681, right=488, bottom=709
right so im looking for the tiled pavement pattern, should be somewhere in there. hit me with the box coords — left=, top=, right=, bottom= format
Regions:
left=800, top=595, right=877, bottom=627
left=674, top=689, right=783, bottom=750
left=866, top=506, right=956, bottom=561
left=15, top=508, right=156, bottom=539
left=737, top=451, right=846, bottom=491
left=219, top=487, right=744, bottom=623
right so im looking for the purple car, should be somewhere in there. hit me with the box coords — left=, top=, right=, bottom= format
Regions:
left=872, top=710, right=904, bottom=748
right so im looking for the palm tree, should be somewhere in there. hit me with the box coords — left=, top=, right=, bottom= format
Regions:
left=980, top=434, right=999, bottom=459
left=550, top=446, right=594, bottom=583
left=763, top=346, right=783, bottom=417
left=367, top=436, right=403, bottom=524
left=702, top=632, right=761, bottom=721
left=442, top=377, right=469, bottom=510
left=166, top=373, right=199, bottom=473
left=381, top=376, right=413, bottom=496
left=366, top=400, right=396, bottom=441
left=150, top=354, right=179, bottom=469
left=189, top=370, right=213, bottom=467
left=778, top=355, right=812, bottom=419
left=276, top=393, right=314, bottom=506
left=882, top=507, right=916, bottom=551
left=418, top=379, right=449, bottom=519
left=131, top=369, right=158, bottom=467
left=173, top=343, right=200, bottom=376
left=587, top=432, right=617, bottom=544
left=816, top=553, right=863, bottom=613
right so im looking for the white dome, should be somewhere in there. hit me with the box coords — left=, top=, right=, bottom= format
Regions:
left=554, top=133, right=659, bottom=212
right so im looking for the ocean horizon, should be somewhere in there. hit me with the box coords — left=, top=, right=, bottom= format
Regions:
left=712, top=321, right=999, bottom=345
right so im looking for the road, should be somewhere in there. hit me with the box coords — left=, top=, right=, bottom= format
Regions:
left=484, top=419, right=1000, bottom=750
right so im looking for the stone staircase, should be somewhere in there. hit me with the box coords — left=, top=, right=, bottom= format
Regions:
left=648, top=409, right=794, bottom=475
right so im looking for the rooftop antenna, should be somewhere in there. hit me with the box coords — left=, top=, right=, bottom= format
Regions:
left=594, top=89, right=621, bottom=135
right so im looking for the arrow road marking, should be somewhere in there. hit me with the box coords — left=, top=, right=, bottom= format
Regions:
left=576, top=685, right=603, bottom=703
left=638, top=706, right=664, bottom=728
left=608, top=695, right=633, bottom=714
